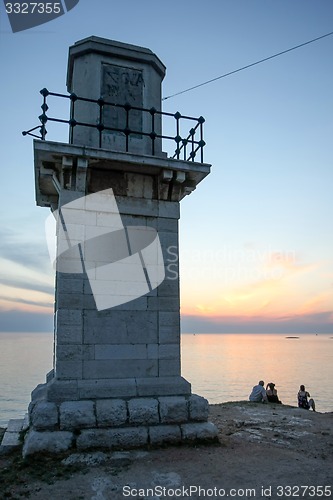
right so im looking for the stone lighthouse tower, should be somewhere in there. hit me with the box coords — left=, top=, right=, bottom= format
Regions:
left=22, top=36, right=217, bottom=456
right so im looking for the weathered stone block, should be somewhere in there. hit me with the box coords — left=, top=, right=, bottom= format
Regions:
left=126, top=173, right=153, bottom=199
left=157, top=278, right=179, bottom=297
left=181, top=422, right=218, bottom=441
left=159, top=359, right=180, bottom=377
left=128, top=398, right=159, bottom=425
left=83, top=359, right=158, bottom=379
left=147, top=344, right=158, bottom=359
left=136, top=376, right=191, bottom=397
left=60, top=207, right=96, bottom=226
left=95, top=344, right=147, bottom=360
left=159, top=344, right=179, bottom=359
left=158, top=312, right=180, bottom=343
left=106, top=296, right=148, bottom=310
left=157, top=231, right=178, bottom=249
left=121, top=213, right=148, bottom=226
left=83, top=294, right=97, bottom=309
left=159, top=396, right=188, bottom=423
left=2, top=418, right=26, bottom=449
left=59, top=190, right=85, bottom=206
left=76, top=427, right=148, bottom=450
left=31, top=402, right=59, bottom=430
left=7, top=419, right=25, bottom=432
left=116, top=197, right=159, bottom=217
left=56, top=345, right=83, bottom=361
left=47, top=380, right=79, bottom=402
left=85, top=190, right=122, bottom=213
left=78, top=378, right=137, bottom=399
left=149, top=424, right=182, bottom=445
left=96, top=399, right=127, bottom=427
left=189, top=394, right=209, bottom=421
left=1, top=429, right=22, bottom=447
left=60, top=401, right=96, bottom=430
left=89, top=214, right=120, bottom=231
left=23, top=430, right=73, bottom=457
left=46, top=369, right=54, bottom=383
left=56, top=293, right=84, bottom=309
left=83, top=279, right=93, bottom=294
left=60, top=222, right=86, bottom=241
left=56, top=360, right=82, bottom=380
left=56, top=325, right=82, bottom=344
left=147, top=297, right=179, bottom=311
left=54, top=256, right=83, bottom=273
left=158, top=201, right=180, bottom=219
left=31, top=383, right=48, bottom=402
left=83, top=310, right=158, bottom=344
left=56, top=309, right=82, bottom=326
left=157, top=218, right=178, bottom=232
left=82, top=345, right=94, bottom=360
left=57, top=278, right=84, bottom=294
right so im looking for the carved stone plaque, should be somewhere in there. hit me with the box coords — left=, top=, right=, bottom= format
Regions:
left=101, top=63, right=144, bottom=135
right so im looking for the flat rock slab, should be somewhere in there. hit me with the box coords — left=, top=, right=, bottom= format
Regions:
left=0, top=403, right=332, bottom=499
left=0, top=417, right=27, bottom=451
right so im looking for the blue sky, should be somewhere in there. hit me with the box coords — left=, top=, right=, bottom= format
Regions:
left=0, top=0, right=332, bottom=332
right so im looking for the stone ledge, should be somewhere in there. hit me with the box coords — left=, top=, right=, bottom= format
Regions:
left=35, top=376, right=192, bottom=402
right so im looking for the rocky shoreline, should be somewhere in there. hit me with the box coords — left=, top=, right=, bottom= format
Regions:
left=0, top=401, right=332, bottom=499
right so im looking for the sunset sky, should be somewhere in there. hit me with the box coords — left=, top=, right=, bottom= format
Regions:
left=0, top=0, right=332, bottom=333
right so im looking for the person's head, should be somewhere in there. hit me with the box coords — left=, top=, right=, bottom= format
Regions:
left=259, top=380, right=264, bottom=386
left=300, top=384, right=305, bottom=391
left=268, top=383, right=275, bottom=391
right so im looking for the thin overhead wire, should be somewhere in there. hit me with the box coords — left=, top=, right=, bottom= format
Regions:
left=162, top=31, right=333, bottom=101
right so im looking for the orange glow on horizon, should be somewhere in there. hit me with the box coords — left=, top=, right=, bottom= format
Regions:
left=180, top=252, right=331, bottom=321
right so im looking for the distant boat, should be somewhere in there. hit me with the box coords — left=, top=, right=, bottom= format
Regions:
left=285, top=336, right=300, bottom=339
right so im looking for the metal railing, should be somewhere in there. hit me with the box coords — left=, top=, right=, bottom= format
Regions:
left=23, top=88, right=206, bottom=163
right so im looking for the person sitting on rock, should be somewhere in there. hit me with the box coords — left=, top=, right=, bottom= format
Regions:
left=249, top=380, right=267, bottom=403
left=266, top=382, right=282, bottom=404
left=297, top=384, right=316, bottom=411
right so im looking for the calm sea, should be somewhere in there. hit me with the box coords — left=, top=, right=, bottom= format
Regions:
left=0, top=332, right=332, bottom=427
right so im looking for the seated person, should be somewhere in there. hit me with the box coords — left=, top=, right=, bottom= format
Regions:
left=297, top=385, right=316, bottom=411
left=249, top=380, right=267, bottom=403
left=266, top=382, right=282, bottom=404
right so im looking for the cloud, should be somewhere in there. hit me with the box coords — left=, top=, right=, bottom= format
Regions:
left=0, top=227, right=51, bottom=273
left=0, top=278, right=54, bottom=296
left=0, top=295, right=52, bottom=309
left=265, top=250, right=316, bottom=274
left=0, top=227, right=54, bottom=313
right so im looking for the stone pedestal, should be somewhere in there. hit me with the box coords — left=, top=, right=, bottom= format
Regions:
left=66, top=36, right=165, bottom=155
left=23, top=37, right=217, bottom=456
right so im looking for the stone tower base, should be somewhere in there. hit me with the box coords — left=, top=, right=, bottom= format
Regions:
left=23, top=392, right=218, bottom=457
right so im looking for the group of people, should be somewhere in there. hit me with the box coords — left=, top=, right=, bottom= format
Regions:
left=249, top=380, right=316, bottom=411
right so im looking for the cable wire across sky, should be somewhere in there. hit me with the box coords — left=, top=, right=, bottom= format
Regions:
left=162, top=31, right=333, bottom=101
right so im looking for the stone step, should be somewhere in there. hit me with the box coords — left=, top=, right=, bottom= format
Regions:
left=0, top=414, right=29, bottom=452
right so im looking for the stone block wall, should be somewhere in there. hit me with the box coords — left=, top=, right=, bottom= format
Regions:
left=23, top=394, right=217, bottom=456
left=53, top=191, right=182, bottom=394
